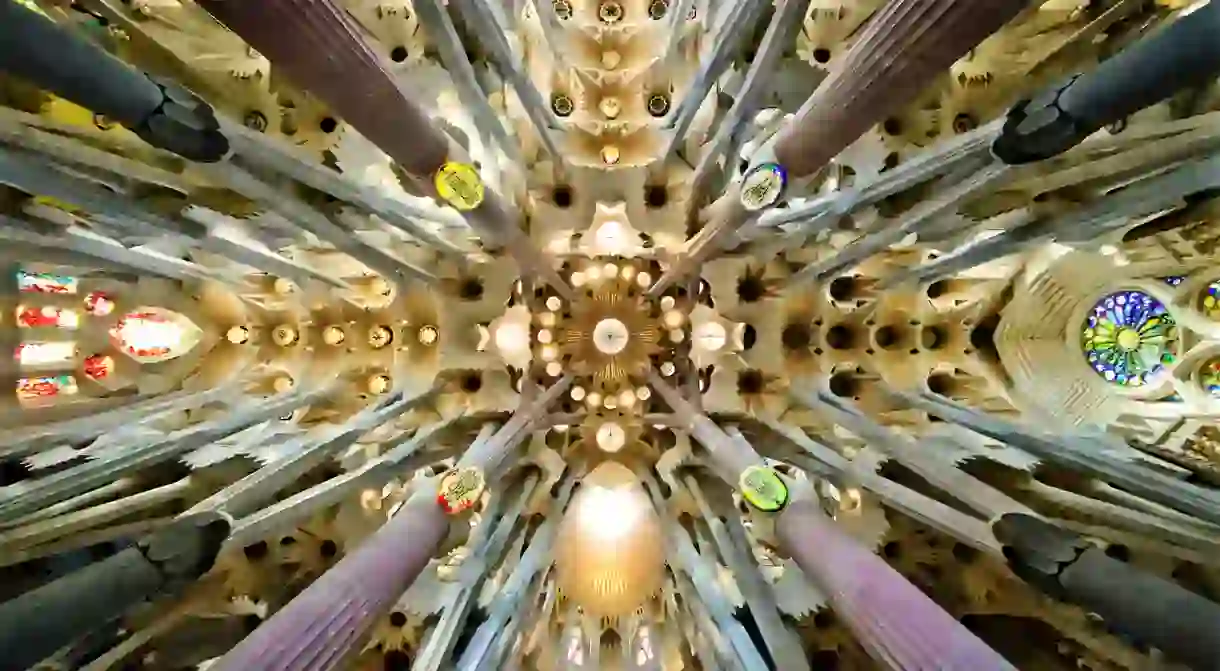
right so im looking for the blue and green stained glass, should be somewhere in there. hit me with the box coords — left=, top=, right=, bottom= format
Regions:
left=1203, top=281, right=1220, bottom=319
left=1202, top=359, right=1220, bottom=398
left=1081, top=290, right=1177, bottom=387
left=1160, top=275, right=1186, bottom=287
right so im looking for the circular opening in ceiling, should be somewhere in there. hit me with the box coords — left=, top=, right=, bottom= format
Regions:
left=737, top=370, right=765, bottom=394
left=390, top=46, right=408, bottom=63
left=319, top=117, right=338, bottom=134
left=828, top=371, right=859, bottom=398
left=648, top=0, right=667, bottom=19
left=647, top=93, right=670, bottom=117
left=920, top=324, right=947, bottom=350
left=553, top=185, right=574, bottom=208
left=644, top=185, right=668, bottom=209
left=812, top=48, right=831, bottom=64
left=599, top=0, right=623, bottom=23
left=736, top=275, right=766, bottom=303
left=828, top=276, right=857, bottom=302
left=927, top=372, right=954, bottom=396
left=782, top=323, right=812, bottom=350
left=741, top=324, right=757, bottom=350
left=460, top=372, right=483, bottom=393
left=389, top=611, right=407, bottom=627
left=551, top=93, right=574, bottom=117
left=825, top=324, right=855, bottom=350
left=459, top=278, right=484, bottom=300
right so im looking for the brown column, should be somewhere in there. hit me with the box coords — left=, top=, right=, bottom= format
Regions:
left=652, top=0, right=1032, bottom=295
left=772, top=0, right=1032, bottom=177
left=195, top=0, right=574, bottom=298
left=775, top=500, right=1017, bottom=670
left=211, top=494, right=449, bottom=671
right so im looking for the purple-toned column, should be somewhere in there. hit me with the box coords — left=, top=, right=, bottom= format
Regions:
left=194, top=0, right=574, bottom=298
left=651, top=370, right=1013, bottom=668
left=775, top=500, right=1017, bottom=670
left=211, top=494, right=449, bottom=671
left=651, top=0, right=1032, bottom=294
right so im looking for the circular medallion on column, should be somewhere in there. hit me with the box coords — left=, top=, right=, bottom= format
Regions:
left=437, top=466, right=486, bottom=514
left=434, top=162, right=485, bottom=211
left=740, top=163, right=788, bottom=211
left=739, top=465, right=789, bottom=512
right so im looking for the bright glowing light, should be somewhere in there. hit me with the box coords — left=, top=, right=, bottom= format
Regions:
left=586, top=392, right=603, bottom=407
left=537, top=328, right=554, bottom=344
left=596, top=220, right=626, bottom=254
left=669, top=329, right=685, bottom=343
left=14, top=342, right=76, bottom=367
left=546, top=296, right=563, bottom=311
left=546, top=361, right=563, bottom=377
left=577, top=485, right=643, bottom=540
left=603, top=263, right=617, bottom=278
left=620, top=265, right=636, bottom=280
left=593, top=318, right=630, bottom=355
left=596, top=422, right=627, bottom=452
left=694, top=321, right=727, bottom=352
left=541, top=344, right=559, bottom=361
left=604, top=394, right=618, bottom=409
left=586, top=265, right=603, bottom=281
left=571, top=271, right=587, bottom=287
left=660, top=362, right=676, bottom=376
left=660, top=296, right=675, bottom=311
left=571, top=386, right=586, bottom=401
left=637, top=386, right=652, bottom=401
left=636, top=272, right=652, bottom=287
left=663, top=310, right=684, bottom=329
left=494, top=323, right=530, bottom=353
left=618, top=389, right=637, bottom=408
left=539, top=312, right=557, bottom=327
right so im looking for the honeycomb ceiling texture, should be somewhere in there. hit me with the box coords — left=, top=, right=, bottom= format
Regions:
left=1, top=0, right=1220, bottom=669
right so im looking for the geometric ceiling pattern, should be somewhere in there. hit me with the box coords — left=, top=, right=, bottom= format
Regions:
left=1, top=0, right=1220, bottom=669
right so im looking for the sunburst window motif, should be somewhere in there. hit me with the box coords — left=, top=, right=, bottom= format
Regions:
left=1081, top=290, right=1177, bottom=387
left=557, top=278, right=664, bottom=389
left=110, top=308, right=202, bottom=363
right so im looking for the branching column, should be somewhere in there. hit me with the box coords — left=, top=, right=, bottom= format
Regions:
left=195, top=0, right=574, bottom=297
left=650, top=375, right=1015, bottom=669
left=212, top=382, right=569, bottom=671
left=653, top=0, right=1033, bottom=293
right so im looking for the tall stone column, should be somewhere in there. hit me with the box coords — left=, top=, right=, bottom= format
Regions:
left=194, top=0, right=575, bottom=296
left=775, top=500, right=1017, bottom=670
left=212, top=494, right=449, bottom=671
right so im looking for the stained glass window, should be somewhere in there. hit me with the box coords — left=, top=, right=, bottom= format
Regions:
left=17, top=271, right=78, bottom=295
left=14, top=342, right=77, bottom=368
left=110, top=308, right=201, bottom=363
left=84, top=354, right=114, bottom=381
left=84, top=291, right=116, bottom=317
left=1203, top=280, right=1220, bottom=320
left=15, top=306, right=80, bottom=329
left=1081, top=290, right=1178, bottom=387
left=17, top=375, right=78, bottom=404
left=1202, top=358, right=1220, bottom=398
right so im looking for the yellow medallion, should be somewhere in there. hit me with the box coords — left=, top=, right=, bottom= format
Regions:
left=434, top=162, right=485, bottom=212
